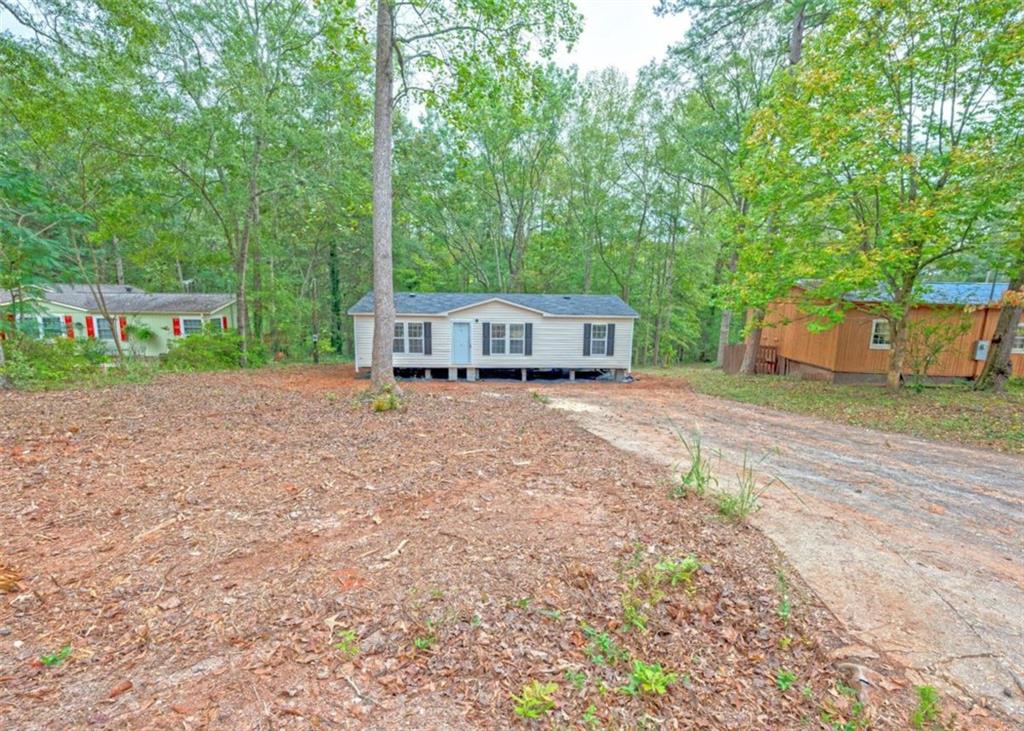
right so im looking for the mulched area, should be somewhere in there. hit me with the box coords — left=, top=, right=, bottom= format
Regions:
left=2, top=366, right=923, bottom=728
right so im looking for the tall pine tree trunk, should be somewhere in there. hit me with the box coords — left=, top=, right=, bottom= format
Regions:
left=0, top=339, right=9, bottom=390
left=370, top=0, right=397, bottom=390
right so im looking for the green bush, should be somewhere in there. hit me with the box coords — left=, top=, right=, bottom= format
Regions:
left=0, top=335, right=110, bottom=387
left=161, top=330, right=263, bottom=371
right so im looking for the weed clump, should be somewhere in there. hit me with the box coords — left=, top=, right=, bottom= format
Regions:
left=622, top=660, right=677, bottom=696
left=671, top=430, right=717, bottom=498
left=512, top=680, right=558, bottom=718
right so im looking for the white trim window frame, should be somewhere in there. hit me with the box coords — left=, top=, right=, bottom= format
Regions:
left=508, top=323, right=525, bottom=354
left=181, top=317, right=203, bottom=335
left=393, top=322, right=406, bottom=353
left=392, top=321, right=424, bottom=354
left=490, top=323, right=507, bottom=355
left=14, top=314, right=43, bottom=339
left=591, top=324, right=609, bottom=355
left=1012, top=322, right=1024, bottom=354
left=406, top=322, right=424, bottom=354
left=95, top=316, right=116, bottom=340
left=206, top=317, right=223, bottom=331
left=869, top=319, right=892, bottom=350
left=41, top=315, right=64, bottom=338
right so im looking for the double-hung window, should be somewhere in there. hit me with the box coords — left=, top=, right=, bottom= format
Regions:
left=15, top=315, right=40, bottom=338
left=393, top=323, right=406, bottom=353
left=182, top=318, right=203, bottom=335
left=406, top=322, right=424, bottom=354
left=590, top=324, right=608, bottom=355
left=508, top=324, right=525, bottom=354
left=392, top=322, right=424, bottom=354
left=490, top=324, right=507, bottom=354
left=95, top=317, right=115, bottom=340
left=1013, top=322, right=1024, bottom=354
left=41, top=316, right=64, bottom=338
left=869, top=319, right=891, bottom=349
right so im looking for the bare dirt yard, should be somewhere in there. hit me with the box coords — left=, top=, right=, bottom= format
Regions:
left=0, top=365, right=1006, bottom=729
left=545, top=373, right=1024, bottom=722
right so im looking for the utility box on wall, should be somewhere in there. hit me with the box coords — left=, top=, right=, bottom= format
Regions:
left=973, top=339, right=990, bottom=361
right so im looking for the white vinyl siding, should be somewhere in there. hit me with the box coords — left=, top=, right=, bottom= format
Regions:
left=352, top=301, right=634, bottom=370
left=1013, top=322, right=1024, bottom=354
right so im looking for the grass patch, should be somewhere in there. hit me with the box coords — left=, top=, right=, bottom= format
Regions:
left=621, top=660, right=677, bottom=696
left=670, top=429, right=717, bottom=498
left=643, top=366, right=1024, bottom=453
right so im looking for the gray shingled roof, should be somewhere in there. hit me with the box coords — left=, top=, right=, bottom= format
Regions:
left=347, top=291, right=640, bottom=317
left=845, top=281, right=1010, bottom=306
left=1, top=285, right=234, bottom=314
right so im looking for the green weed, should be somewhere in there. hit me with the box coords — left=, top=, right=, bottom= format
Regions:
left=776, top=570, right=792, bottom=623
left=621, top=660, right=677, bottom=696
left=39, top=645, right=72, bottom=667
left=653, top=555, right=700, bottom=589
left=910, top=685, right=941, bottom=729
left=564, top=669, right=587, bottom=691
left=530, top=390, right=551, bottom=405
left=776, top=668, right=797, bottom=691
left=512, top=680, right=558, bottom=719
left=333, top=629, right=360, bottom=659
left=620, top=592, right=648, bottom=631
left=581, top=703, right=600, bottom=729
left=671, top=430, right=717, bottom=498
left=717, top=453, right=776, bottom=522
left=581, top=624, right=629, bottom=666
left=371, top=385, right=401, bottom=412
left=413, top=633, right=437, bottom=651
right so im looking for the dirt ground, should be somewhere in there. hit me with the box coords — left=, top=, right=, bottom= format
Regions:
left=0, top=365, right=1006, bottom=729
left=544, top=373, right=1024, bottom=721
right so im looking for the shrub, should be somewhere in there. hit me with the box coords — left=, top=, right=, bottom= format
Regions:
left=162, top=330, right=259, bottom=371
left=370, top=384, right=402, bottom=412
left=0, top=335, right=109, bottom=387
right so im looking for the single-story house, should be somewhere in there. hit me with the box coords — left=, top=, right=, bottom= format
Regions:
left=759, top=281, right=1024, bottom=383
left=348, top=291, right=639, bottom=380
left=1, top=284, right=236, bottom=357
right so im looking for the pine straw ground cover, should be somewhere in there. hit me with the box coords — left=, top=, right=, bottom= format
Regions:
left=1, top=366, right=930, bottom=729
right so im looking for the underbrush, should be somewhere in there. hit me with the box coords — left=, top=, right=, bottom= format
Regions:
left=0, top=336, right=154, bottom=388
left=162, top=330, right=265, bottom=371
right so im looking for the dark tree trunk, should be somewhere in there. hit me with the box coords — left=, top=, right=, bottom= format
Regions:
left=328, top=239, right=344, bottom=352
left=370, top=0, right=397, bottom=390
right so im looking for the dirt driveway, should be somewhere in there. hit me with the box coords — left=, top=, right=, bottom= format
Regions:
left=545, top=375, right=1024, bottom=718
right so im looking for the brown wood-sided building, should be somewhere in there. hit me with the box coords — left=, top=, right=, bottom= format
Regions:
left=759, top=282, right=1024, bottom=384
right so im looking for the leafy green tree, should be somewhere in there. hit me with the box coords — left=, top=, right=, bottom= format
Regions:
left=367, top=0, right=581, bottom=389
left=743, top=0, right=1021, bottom=388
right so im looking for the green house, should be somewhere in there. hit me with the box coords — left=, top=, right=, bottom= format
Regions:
left=1, top=284, right=236, bottom=357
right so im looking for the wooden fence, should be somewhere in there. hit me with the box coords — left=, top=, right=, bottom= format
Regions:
left=721, top=344, right=784, bottom=375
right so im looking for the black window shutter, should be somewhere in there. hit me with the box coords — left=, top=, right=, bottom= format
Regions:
left=524, top=323, right=533, bottom=356
left=607, top=323, right=615, bottom=356
left=482, top=322, right=490, bottom=355
left=583, top=323, right=592, bottom=356
left=423, top=322, right=432, bottom=355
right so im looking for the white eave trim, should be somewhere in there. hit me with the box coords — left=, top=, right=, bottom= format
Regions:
left=349, top=309, right=640, bottom=319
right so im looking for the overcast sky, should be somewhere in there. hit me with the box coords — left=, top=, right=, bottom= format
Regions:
left=557, top=0, right=689, bottom=78
left=2, top=1, right=689, bottom=77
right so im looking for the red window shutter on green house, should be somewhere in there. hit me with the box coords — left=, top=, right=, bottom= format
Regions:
left=85, top=316, right=95, bottom=338
left=119, top=317, right=127, bottom=341
left=222, top=316, right=228, bottom=330
left=172, top=318, right=181, bottom=336
left=64, top=315, right=74, bottom=339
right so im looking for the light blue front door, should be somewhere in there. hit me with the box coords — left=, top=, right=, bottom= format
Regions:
left=452, top=322, right=471, bottom=364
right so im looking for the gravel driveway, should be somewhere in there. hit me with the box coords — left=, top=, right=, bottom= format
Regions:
left=546, top=377, right=1024, bottom=719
